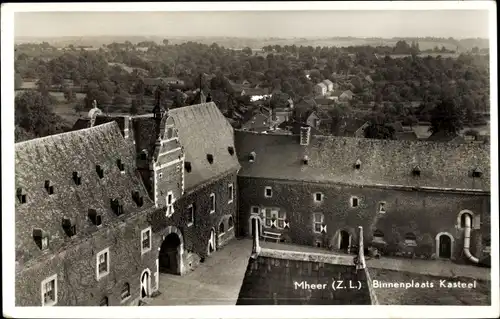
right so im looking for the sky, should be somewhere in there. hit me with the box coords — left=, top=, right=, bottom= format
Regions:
left=14, top=10, right=490, bottom=39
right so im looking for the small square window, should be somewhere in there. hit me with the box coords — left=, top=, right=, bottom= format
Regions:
left=314, top=192, right=323, bottom=202
left=251, top=206, right=259, bottom=215
left=141, top=227, right=151, bottom=254
left=264, top=187, right=273, bottom=198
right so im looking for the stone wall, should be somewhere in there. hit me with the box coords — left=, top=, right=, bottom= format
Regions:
left=238, top=177, right=490, bottom=263
left=16, top=212, right=157, bottom=306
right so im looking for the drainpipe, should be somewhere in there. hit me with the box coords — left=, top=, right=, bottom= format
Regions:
left=251, top=218, right=261, bottom=257
left=463, top=214, right=479, bottom=263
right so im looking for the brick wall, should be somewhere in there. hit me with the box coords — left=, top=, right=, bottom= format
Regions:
left=238, top=176, right=490, bottom=263
left=16, top=212, right=157, bottom=306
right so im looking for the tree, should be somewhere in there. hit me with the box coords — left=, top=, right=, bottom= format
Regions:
left=15, top=73, right=23, bottom=90
left=364, top=123, right=396, bottom=140
left=242, top=47, right=252, bottom=56
left=429, top=98, right=464, bottom=135
left=162, top=39, right=170, bottom=46
left=73, top=101, right=84, bottom=115
left=130, top=99, right=142, bottom=115
left=63, top=87, right=77, bottom=103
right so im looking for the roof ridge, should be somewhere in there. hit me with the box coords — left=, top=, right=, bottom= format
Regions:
left=15, top=122, right=120, bottom=148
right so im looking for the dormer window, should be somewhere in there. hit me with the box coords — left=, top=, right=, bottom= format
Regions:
left=72, top=172, right=82, bottom=185
left=228, top=146, right=235, bottom=156
left=33, top=228, right=49, bottom=250
left=249, top=151, right=256, bottom=163
left=303, top=155, right=309, bottom=165
left=132, top=191, right=144, bottom=207
left=62, top=217, right=77, bottom=237
left=184, top=161, right=192, bottom=173
left=139, top=150, right=148, bottom=160
left=412, top=166, right=421, bottom=177
left=96, top=165, right=104, bottom=179
left=111, top=198, right=124, bottom=216
left=207, top=154, right=214, bottom=164
left=472, top=168, right=483, bottom=178
left=44, top=180, right=54, bottom=195
left=17, top=188, right=27, bottom=204
left=354, top=159, right=361, bottom=170
left=88, top=209, right=102, bottom=226
left=378, top=202, right=386, bottom=213
left=264, top=186, right=273, bottom=198
left=117, top=159, right=125, bottom=173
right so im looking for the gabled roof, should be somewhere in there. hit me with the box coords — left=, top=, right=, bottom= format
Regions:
left=234, top=130, right=490, bottom=191
left=168, top=102, right=241, bottom=191
left=322, top=79, right=334, bottom=87
left=427, top=131, right=464, bottom=143
left=315, top=82, right=327, bottom=89
left=15, top=122, right=154, bottom=267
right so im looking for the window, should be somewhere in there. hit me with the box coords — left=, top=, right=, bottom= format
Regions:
left=228, top=216, right=234, bottom=230
left=404, top=233, right=417, bottom=247
left=121, top=283, right=131, bottom=301
left=187, top=204, right=194, bottom=226
left=228, top=183, right=234, bottom=204
left=72, top=172, right=82, bottom=185
left=41, top=274, right=57, bottom=306
left=354, top=159, right=361, bottom=170
left=209, top=193, right=216, bottom=214
left=248, top=152, right=256, bottom=162
left=372, top=230, right=385, bottom=244
left=132, top=191, right=144, bottom=207
left=228, top=146, right=235, bottom=156
left=185, top=161, right=192, bottom=173
left=314, top=192, right=323, bottom=203
left=96, top=165, right=104, bottom=179
left=44, top=180, right=54, bottom=195
left=100, top=296, right=109, bottom=306
left=303, top=155, right=309, bottom=165
left=88, top=209, right=102, bottom=226
left=264, top=208, right=286, bottom=229
left=62, top=218, right=77, bottom=237
left=350, top=196, right=359, bottom=208
left=207, top=154, right=214, bottom=164
left=116, top=159, right=125, bottom=172
left=472, top=168, right=483, bottom=178
left=140, top=150, right=148, bottom=160
left=264, top=186, right=273, bottom=198
left=166, top=191, right=175, bottom=217
left=96, top=248, right=110, bottom=280
left=219, top=222, right=225, bottom=235
left=412, top=166, right=421, bottom=177
left=141, top=227, right=152, bottom=254
left=251, top=206, right=260, bottom=215
left=378, top=202, right=386, bottom=213
left=33, top=228, right=49, bottom=250
left=17, top=188, right=27, bottom=204
left=111, top=198, right=124, bottom=216
left=313, top=213, right=324, bottom=233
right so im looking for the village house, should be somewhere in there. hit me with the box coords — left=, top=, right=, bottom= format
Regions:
left=314, top=82, right=327, bottom=96
left=322, top=79, right=334, bottom=92
left=304, top=110, right=331, bottom=133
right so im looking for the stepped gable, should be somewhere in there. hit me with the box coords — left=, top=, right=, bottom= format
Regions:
left=234, top=130, right=490, bottom=191
left=168, top=102, right=241, bottom=191
left=15, top=122, right=154, bottom=268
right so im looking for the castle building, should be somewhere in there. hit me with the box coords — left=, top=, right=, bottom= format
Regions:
left=15, top=100, right=491, bottom=306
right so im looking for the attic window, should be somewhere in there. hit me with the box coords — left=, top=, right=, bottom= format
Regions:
left=184, top=161, right=192, bottom=173
left=350, top=196, right=359, bottom=208
left=139, top=150, right=148, bottom=160
left=132, top=191, right=144, bottom=207
left=96, top=165, right=104, bottom=179
left=249, top=152, right=256, bottom=163
left=17, top=188, right=27, bottom=204
left=33, top=228, right=49, bottom=250
left=303, top=155, right=309, bottom=165
left=207, top=154, right=214, bottom=164
left=62, top=217, right=77, bottom=237
left=378, top=202, right=386, bottom=213
left=117, top=159, right=125, bottom=172
left=88, top=209, right=102, bottom=226
left=354, top=159, right=362, bottom=170
left=228, top=146, right=235, bottom=156
left=472, top=168, right=483, bottom=178
left=412, top=166, right=421, bottom=177
left=44, top=180, right=54, bottom=195
left=72, top=172, right=82, bottom=185
left=111, top=198, right=124, bottom=216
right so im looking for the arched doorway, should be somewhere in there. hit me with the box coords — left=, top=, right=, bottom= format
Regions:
left=436, top=233, right=453, bottom=259
left=207, top=228, right=216, bottom=255
left=140, top=270, right=151, bottom=299
left=339, top=230, right=351, bottom=252
left=159, top=233, right=181, bottom=274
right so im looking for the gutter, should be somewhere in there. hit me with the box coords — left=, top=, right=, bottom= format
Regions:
left=463, top=214, right=479, bottom=263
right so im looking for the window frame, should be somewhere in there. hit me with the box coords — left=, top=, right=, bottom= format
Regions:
left=313, top=213, right=324, bottom=233
left=166, top=191, right=175, bottom=217
left=141, top=227, right=152, bottom=255
left=251, top=206, right=260, bottom=215
left=350, top=196, right=359, bottom=208
left=314, top=192, right=323, bottom=203
left=41, top=274, right=58, bottom=306
left=120, top=283, right=131, bottom=302
left=264, top=208, right=286, bottom=229
left=378, top=201, right=386, bottom=213
left=264, top=186, right=273, bottom=198
left=96, top=247, right=110, bottom=280
left=186, top=204, right=194, bottom=227
left=228, top=183, right=234, bottom=204
left=209, top=193, right=216, bottom=214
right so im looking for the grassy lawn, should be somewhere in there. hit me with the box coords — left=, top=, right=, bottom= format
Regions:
left=370, top=268, right=491, bottom=305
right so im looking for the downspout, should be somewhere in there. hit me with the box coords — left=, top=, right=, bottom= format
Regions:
left=463, top=214, right=479, bottom=263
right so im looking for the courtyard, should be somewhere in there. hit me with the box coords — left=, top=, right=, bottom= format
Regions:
left=147, top=238, right=491, bottom=306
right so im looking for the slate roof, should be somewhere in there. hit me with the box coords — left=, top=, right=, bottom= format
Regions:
left=15, top=122, right=154, bottom=267
left=236, top=249, right=372, bottom=305
left=241, top=113, right=271, bottom=132
left=395, top=131, right=419, bottom=141
left=234, top=130, right=490, bottom=191
left=168, top=102, right=241, bottom=191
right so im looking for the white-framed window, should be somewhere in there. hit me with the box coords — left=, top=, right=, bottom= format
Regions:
left=350, top=196, right=359, bottom=208
left=251, top=206, right=260, bottom=215
left=120, top=283, right=131, bottom=302
left=313, top=213, right=324, bottom=233
left=41, top=274, right=57, bottom=306
left=378, top=202, right=386, bottom=213
left=264, top=208, right=286, bottom=229
left=209, top=193, right=216, bottom=214
left=166, top=191, right=174, bottom=217
left=141, top=227, right=152, bottom=254
left=314, top=192, right=323, bottom=203
left=186, top=204, right=194, bottom=226
left=404, top=233, right=417, bottom=247
left=96, top=247, right=110, bottom=280
left=228, top=183, right=234, bottom=204
left=264, top=186, right=273, bottom=198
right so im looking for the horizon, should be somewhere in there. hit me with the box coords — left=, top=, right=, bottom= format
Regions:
left=14, top=10, right=490, bottom=39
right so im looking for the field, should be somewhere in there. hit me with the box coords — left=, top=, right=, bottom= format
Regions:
left=370, top=268, right=491, bottom=305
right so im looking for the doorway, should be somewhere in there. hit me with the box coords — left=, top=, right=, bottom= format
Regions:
left=159, top=233, right=181, bottom=274
left=140, top=270, right=150, bottom=299
left=207, top=228, right=216, bottom=255
left=339, top=230, right=351, bottom=252
left=438, top=234, right=452, bottom=258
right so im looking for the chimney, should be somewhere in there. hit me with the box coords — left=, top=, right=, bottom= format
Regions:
left=124, top=116, right=130, bottom=139
left=299, top=126, right=311, bottom=146
left=251, top=218, right=261, bottom=256
left=356, top=226, right=366, bottom=270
